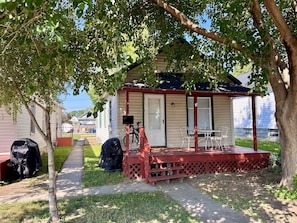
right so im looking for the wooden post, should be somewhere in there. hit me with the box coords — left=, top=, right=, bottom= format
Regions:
left=194, top=96, right=198, bottom=152
left=252, top=95, right=258, bottom=151
left=126, top=91, right=130, bottom=153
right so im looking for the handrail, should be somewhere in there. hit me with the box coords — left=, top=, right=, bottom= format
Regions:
left=139, top=127, right=151, bottom=181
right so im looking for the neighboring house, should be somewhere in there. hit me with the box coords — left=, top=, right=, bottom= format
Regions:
left=71, top=112, right=96, bottom=133
left=0, top=103, right=63, bottom=154
left=96, top=42, right=257, bottom=148
left=61, top=122, right=73, bottom=133
left=233, top=72, right=278, bottom=140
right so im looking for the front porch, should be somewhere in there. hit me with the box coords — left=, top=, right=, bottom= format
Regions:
left=122, top=129, right=270, bottom=184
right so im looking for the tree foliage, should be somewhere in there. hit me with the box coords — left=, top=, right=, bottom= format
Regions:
left=2, top=1, right=297, bottom=221
left=131, top=0, right=297, bottom=189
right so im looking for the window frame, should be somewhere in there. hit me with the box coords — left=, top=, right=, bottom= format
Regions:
left=187, top=96, right=213, bottom=135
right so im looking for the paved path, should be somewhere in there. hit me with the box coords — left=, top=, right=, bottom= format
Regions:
left=1, top=141, right=251, bottom=223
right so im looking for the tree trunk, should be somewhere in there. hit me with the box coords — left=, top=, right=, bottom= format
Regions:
left=45, top=110, right=59, bottom=222
left=47, top=140, right=59, bottom=222
left=276, top=101, right=297, bottom=188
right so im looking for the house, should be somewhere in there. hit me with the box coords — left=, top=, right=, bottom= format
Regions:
left=96, top=42, right=270, bottom=183
left=0, top=103, right=63, bottom=154
left=70, top=112, right=96, bottom=134
left=233, top=72, right=278, bottom=140
left=0, top=102, right=63, bottom=180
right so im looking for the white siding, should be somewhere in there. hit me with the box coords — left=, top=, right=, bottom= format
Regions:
left=213, top=96, right=233, bottom=146
left=116, top=91, right=127, bottom=135
left=17, top=105, right=46, bottom=149
left=166, top=94, right=187, bottom=148
left=128, top=92, right=143, bottom=124
left=233, top=96, right=252, bottom=129
left=96, top=95, right=121, bottom=144
left=0, top=104, right=62, bottom=154
left=116, top=91, right=143, bottom=129
left=233, top=95, right=277, bottom=130
left=111, top=93, right=235, bottom=148
left=0, top=108, right=17, bottom=154
left=96, top=106, right=110, bottom=144
left=110, top=95, right=119, bottom=137
left=125, top=54, right=174, bottom=83
left=233, top=94, right=277, bottom=139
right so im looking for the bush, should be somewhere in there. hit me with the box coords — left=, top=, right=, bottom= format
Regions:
left=274, top=175, right=297, bottom=200
left=268, top=151, right=281, bottom=170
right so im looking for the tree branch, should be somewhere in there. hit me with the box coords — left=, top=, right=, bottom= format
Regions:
left=1, top=11, right=43, bottom=54
left=249, top=1, right=287, bottom=70
left=264, top=0, right=296, bottom=44
left=150, top=0, right=244, bottom=53
left=264, top=0, right=297, bottom=93
left=10, top=77, right=47, bottom=140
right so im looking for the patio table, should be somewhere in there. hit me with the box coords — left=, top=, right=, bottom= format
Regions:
left=198, top=129, right=221, bottom=150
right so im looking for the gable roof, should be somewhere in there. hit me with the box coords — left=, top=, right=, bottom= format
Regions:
left=121, top=38, right=256, bottom=96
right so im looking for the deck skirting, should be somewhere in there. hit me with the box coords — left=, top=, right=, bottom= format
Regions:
left=122, top=147, right=270, bottom=181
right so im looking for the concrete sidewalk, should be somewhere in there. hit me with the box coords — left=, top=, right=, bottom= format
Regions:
left=1, top=141, right=251, bottom=222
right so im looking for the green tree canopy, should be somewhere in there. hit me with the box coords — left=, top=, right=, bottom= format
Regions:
left=2, top=1, right=297, bottom=221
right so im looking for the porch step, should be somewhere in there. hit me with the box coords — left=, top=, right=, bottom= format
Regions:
left=149, top=166, right=184, bottom=173
left=148, top=162, right=187, bottom=184
left=148, top=173, right=188, bottom=185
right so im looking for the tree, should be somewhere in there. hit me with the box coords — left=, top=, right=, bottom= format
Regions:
left=79, top=0, right=297, bottom=189
left=2, top=1, right=296, bottom=222
left=0, top=1, right=79, bottom=222
left=0, top=1, right=147, bottom=221
left=130, top=0, right=296, bottom=188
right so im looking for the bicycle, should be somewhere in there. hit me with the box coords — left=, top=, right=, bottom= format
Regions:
left=123, top=122, right=140, bottom=149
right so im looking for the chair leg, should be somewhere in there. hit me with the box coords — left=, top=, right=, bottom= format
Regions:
left=180, top=139, right=184, bottom=148
left=187, top=138, right=190, bottom=148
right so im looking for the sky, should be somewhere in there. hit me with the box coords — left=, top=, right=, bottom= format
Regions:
left=60, top=91, right=93, bottom=112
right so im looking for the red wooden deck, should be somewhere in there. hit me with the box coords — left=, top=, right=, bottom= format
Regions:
left=122, top=128, right=270, bottom=184
left=123, top=146, right=270, bottom=183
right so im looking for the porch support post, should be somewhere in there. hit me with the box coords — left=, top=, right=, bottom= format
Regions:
left=252, top=95, right=258, bottom=151
left=125, top=90, right=130, bottom=153
left=194, top=96, right=198, bottom=152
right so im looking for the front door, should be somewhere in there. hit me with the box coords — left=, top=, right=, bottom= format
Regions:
left=144, top=94, right=165, bottom=147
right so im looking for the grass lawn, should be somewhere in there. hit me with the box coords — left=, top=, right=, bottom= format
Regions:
left=0, top=192, right=199, bottom=223
left=235, top=138, right=280, bottom=154
left=82, top=144, right=126, bottom=187
left=0, top=137, right=284, bottom=222
left=0, top=142, right=200, bottom=223
left=38, top=146, right=73, bottom=174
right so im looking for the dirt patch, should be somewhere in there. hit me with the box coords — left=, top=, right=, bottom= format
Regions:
left=0, top=175, right=48, bottom=196
left=185, top=169, right=297, bottom=222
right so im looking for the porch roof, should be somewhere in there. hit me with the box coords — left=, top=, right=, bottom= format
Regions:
left=123, top=73, right=257, bottom=96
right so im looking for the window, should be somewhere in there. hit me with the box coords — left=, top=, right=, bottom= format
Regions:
left=109, top=101, right=112, bottom=126
left=42, top=111, right=46, bottom=132
left=99, top=112, right=102, bottom=128
left=187, top=97, right=213, bottom=134
left=30, top=104, right=36, bottom=134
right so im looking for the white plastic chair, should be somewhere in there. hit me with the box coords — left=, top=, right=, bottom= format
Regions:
left=180, top=127, right=193, bottom=148
left=221, top=127, right=229, bottom=149
left=210, top=127, right=229, bottom=150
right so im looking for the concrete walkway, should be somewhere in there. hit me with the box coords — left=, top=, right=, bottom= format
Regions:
left=1, top=141, right=251, bottom=222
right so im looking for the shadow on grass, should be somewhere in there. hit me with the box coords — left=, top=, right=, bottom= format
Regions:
left=83, top=144, right=126, bottom=187
left=1, top=192, right=200, bottom=223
